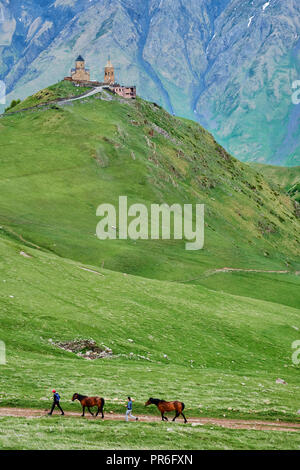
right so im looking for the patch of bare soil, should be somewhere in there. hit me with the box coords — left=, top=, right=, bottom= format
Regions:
left=54, top=339, right=112, bottom=360
left=151, top=124, right=178, bottom=145
left=20, top=251, right=32, bottom=258
left=0, top=408, right=299, bottom=432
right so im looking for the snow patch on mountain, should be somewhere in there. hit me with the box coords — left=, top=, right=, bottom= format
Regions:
left=26, top=17, right=42, bottom=42
left=262, top=2, right=270, bottom=11
left=248, top=16, right=254, bottom=28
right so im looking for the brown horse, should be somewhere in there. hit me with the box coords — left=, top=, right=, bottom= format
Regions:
left=72, top=393, right=105, bottom=418
left=145, top=398, right=187, bottom=423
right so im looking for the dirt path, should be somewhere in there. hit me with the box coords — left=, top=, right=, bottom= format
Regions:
left=175, top=267, right=298, bottom=283
left=1, top=87, right=104, bottom=117
left=58, top=86, right=104, bottom=105
left=208, top=268, right=291, bottom=275
left=0, top=407, right=299, bottom=432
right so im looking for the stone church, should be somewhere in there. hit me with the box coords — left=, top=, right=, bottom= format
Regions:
left=65, top=55, right=136, bottom=99
left=104, top=57, right=115, bottom=84
left=71, top=55, right=90, bottom=82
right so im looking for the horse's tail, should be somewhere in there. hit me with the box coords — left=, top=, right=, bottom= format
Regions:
left=101, top=397, right=105, bottom=410
left=181, top=402, right=185, bottom=412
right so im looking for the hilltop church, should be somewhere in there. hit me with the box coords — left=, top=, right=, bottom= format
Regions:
left=71, top=55, right=90, bottom=82
left=64, top=55, right=136, bottom=99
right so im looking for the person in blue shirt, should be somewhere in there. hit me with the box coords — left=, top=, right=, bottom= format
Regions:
left=48, top=389, right=64, bottom=416
left=125, top=396, right=138, bottom=421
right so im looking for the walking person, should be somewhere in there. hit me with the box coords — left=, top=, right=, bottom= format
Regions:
left=125, top=396, right=138, bottom=421
left=48, top=389, right=64, bottom=416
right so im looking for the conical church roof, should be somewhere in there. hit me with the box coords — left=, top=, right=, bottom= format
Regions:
left=105, top=56, right=113, bottom=68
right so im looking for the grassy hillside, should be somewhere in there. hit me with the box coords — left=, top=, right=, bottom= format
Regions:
left=0, top=83, right=300, bottom=450
left=0, top=82, right=299, bottom=283
left=186, top=271, right=300, bottom=310
left=0, top=231, right=300, bottom=449
left=2, top=417, right=300, bottom=450
left=5, top=81, right=92, bottom=113
left=251, top=163, right=300, bottom=204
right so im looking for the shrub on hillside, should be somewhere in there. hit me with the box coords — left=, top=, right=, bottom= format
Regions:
left=5, top=99, right=21, bottom=112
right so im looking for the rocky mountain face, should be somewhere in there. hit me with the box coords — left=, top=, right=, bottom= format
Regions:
left=1, top=0, right=300, bottom=166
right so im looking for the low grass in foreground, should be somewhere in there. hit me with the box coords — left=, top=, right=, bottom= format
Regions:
left=1, top=416, right=300, bottom=450
left=0, top=233, right=299, bottom=429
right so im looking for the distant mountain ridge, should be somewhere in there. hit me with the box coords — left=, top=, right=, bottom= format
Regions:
left=1, top=0, right=300, bottom=166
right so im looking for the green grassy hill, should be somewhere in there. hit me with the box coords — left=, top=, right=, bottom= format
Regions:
left=0, top=82, right=299, bottom=282
left=251, top=163, right=300, bottom=204
left=0, top=83, right=300, bottom=450
left=0, top=224, right=300, bottom=449
left=5, top=81, right=92, bottom=113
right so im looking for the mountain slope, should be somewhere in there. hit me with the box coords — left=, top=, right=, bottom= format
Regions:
left=0, top=82, right=299, bottom=281
left=1, top=0, right=300, bottom=165
left=1, top=80, right=300, bottom=450
left=1, top=219, right=300, bottom=427
left=251, top=163, right=300, bottom=204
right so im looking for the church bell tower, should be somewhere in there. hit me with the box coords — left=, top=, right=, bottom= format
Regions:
left=104, top=56, right=115, bottom=84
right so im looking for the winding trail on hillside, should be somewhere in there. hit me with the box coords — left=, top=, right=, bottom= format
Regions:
left=0, top=407, right=299, bottom=432
left=174, top=267, right=299, bottom=283
left=207, top=267, right=292, bottom=276
left=1, top=86, right=104, bottom=117
left=58, top=86, right=104, bottom=104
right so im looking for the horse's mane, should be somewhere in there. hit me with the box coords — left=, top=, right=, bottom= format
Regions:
left=76, top=394, right=88, bottom=400
left=152, top=398, right=166, bottom=405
